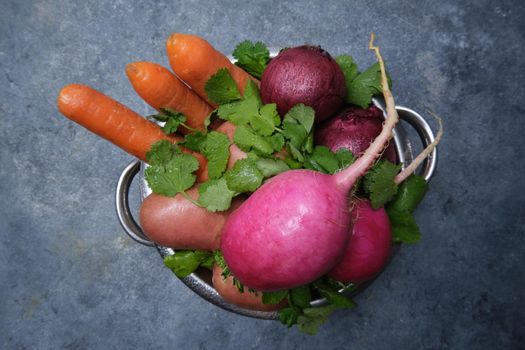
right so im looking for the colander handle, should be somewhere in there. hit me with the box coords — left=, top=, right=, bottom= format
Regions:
left=115, top=160, right=155, bottom=247
left=397, top=106, right=439, bottom=182
left=373, top=97, right=438, bottom=182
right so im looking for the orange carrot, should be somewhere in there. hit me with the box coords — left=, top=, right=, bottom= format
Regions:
left=126, top=62, right=214, bottom=134
left=166, top=33, right=258, bottom=106
left=57, top=84, right=208, bottom=181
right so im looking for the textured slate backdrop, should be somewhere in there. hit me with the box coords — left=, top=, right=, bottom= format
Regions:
left=1, top=0, right=524, bottom=349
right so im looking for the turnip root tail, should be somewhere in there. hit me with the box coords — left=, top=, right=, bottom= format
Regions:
left=395, top=111, right=444, bottom=184
left=334, top=33, right=400, bottom=191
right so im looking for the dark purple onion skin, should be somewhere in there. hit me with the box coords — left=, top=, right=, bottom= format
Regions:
left=315, top=106, right=398, bottom=163
left=260, top=46, right=346, bottom=122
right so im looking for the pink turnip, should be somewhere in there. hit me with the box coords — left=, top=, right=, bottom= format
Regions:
left=221, top=38, right=399, bottom=291
left=315, top=105, right=397, bottom=163
left=260, top=46, right=346, bottom=122
left=328, top=199, right=392, bottom=283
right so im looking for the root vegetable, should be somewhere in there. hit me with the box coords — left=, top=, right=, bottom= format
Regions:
left=260, top=45, right=346, bottom=122
left=139, top=188, right=243, bottom=250
left=328, top=199, right=392, bottom=283
left=315, top=105, right=397, bottom=163
left=57, top=84, right=208, bottom=181
left=125, top=61, right=214, bottom=133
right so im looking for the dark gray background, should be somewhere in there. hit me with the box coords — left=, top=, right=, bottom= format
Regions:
left=1, top=0, right=524, bottom=349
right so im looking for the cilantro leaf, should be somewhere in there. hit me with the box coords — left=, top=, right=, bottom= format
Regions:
left=279, top=307, right=300, bottom=328
left=282, top=120, right=307, bottom=153
left=251, top=103, right=280, bottom=136
left=162, top=108, right=186, bottom=134
left=284, top=104, right=315, bottom=135
left=290, top=285, right=312, bottom=309
left=145, top=141, right=199, bottom=196
left=201, top=131, right=231, bottom=179
left=146, top=140, right=180, bottom=166
left=217, top=100, right=253, bottom=125
left=163, top=251, right=213, bottom=278
left=281, top=104, right=315, bottom=160
left=178, top=132, right=207, bottom=152
left=337, top=53, right=393, bottom=108
left=387, top=209, right=421, bottom=243
left=205, top=68, right=242, bottom=105
left=315, top=283, right=357, bottom=308
left=217, top=82, right=280, bottom=138
left=225, top=158, right=263, bottom=193
left=336, top=54, right=359, bottom=83
left=347, top=62, right=391, bottom=108
left=303, top=132, right=314, bottom=154
left=149, top=108, right=201, bottom=134
left=256, top=158, right=290, bottom=177
left=387, top=175, right=428, bottom=213
left=304, top=146, right=356, bottom=174
left=271, top=280, right=358, bottom=334
left=304, top=146, right=340, bottom=174
left=243, top=78, right=263, bottom=103
left=363, top=160, right=402, bottom=209
left=335, top=148, right=355, bottom=170
left=283, top=156, right=303, bottom=169
left=267, top=133, right=285, bottom=152
left=233, top=124, right=274, bottom=155
left=198, top=178, right=236, bottom=212
left=200, top=254, right=215, bottom=270
left=232, top=40, right=270, bottom=79
left=297, top=305, right=338, bottom=335
left=313, top=279, right=357, bottom=308
left=145, top=154, right=199, bottom=196
left=180, top=131, right=231, bottom=180
left=262, top=290, right=289, bottom=305
left=287, top=143, right=304, bottom=162
left=217, top=81, right=261, bottom=125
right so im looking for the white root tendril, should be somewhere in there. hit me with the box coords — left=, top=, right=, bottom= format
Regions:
left=394, top=111, right=444, bottom=184
left=334, top=33, right=400, bottom=190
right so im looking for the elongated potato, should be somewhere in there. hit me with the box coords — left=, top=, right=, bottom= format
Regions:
left=212, top=265, right=284, bottom=311
left=139, top=188, right=243, bottom=250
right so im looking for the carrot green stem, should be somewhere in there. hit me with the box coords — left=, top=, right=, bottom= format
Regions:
left=181, top=191, right=203, bottom=207
left=180, top=122, right=201, bottom=134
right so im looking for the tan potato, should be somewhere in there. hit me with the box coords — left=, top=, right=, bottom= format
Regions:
left=139, top=188, right=242, bottom=250
left=212, top=265, right=285, bottom=311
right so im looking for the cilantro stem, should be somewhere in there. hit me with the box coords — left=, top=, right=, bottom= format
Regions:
left=180, top=123, right=201, bottom=134
left=181, top=191, right=204, bottom=207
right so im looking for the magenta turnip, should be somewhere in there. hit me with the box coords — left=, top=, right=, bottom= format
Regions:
left=260, top=46, right=346, bottom=122
left=315, top=106, right=397, bottom=163
left=220, top=170, right=352, bottom=291
left=328, top=199, right=392, bottom=283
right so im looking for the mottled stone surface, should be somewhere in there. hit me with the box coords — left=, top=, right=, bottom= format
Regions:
left=1, top=1, right=524, bottom=349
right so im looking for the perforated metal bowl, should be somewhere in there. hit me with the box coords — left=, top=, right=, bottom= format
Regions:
left=115, top=51, right=438, bottom=320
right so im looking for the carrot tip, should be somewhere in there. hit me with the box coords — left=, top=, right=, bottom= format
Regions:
left=125, top=63, right=138, bottom=76
left=57, top=84, right=83, bottom=111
